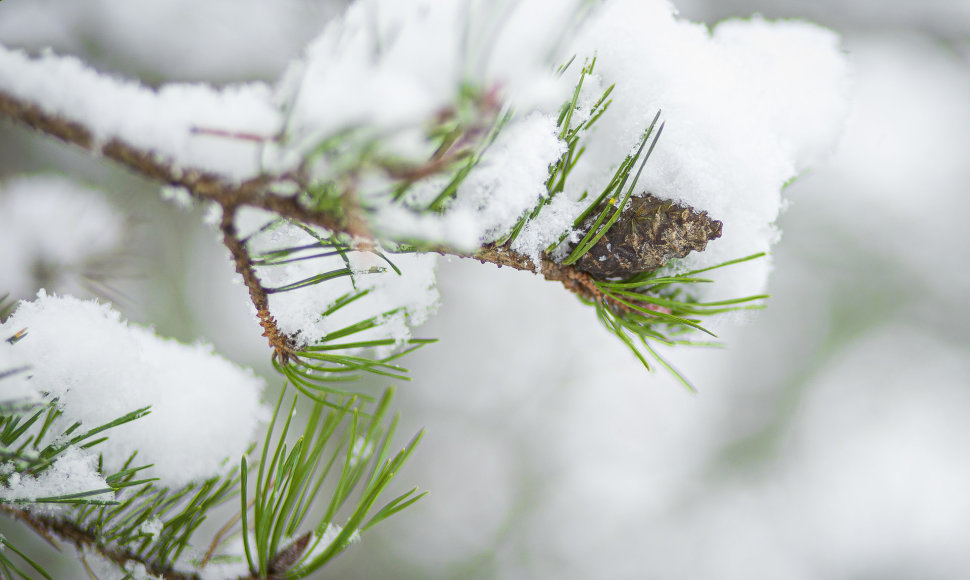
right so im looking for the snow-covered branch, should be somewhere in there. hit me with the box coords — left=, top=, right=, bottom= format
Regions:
left=0, top=65, right=679, bottom=346
left=0, top=1, right=853, bottom=577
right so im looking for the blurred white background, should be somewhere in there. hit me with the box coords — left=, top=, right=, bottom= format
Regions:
left=2, top=1, right=969, bottom=578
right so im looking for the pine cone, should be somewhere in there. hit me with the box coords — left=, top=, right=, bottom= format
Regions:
left=574, top=193, right=722, bottom=279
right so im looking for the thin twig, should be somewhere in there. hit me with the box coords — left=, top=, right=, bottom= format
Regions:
left=219, top=205, right=296, bottom=362
left=466, top=244, right=637, bottom=313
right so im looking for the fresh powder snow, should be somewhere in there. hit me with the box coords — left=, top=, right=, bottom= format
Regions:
left=1, top=292, right=267, bottom=489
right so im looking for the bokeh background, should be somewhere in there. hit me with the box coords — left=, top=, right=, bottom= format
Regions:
left=2, top=1, right=969, bottom=578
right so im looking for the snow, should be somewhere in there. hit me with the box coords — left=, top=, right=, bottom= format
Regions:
left=0, top=175, right=125, bottom=300
left=0, top=45, right=282, bottom=181
left=80, top=550, right=164, bottom=580
left=139, top=517, right=164, bottom=540
left=0, top=0, right=851, bottom=502
left=1, top=0, right=848, bottom=305
left=451, top=113, right=566, bottom=245
left=275, top=0, right=580, bottom=252
left=159, top=185, right=194, bottom=211
left=0, top=0, right=880, bottom=578
left=233, top=209, right=439, bottom=348
left=0, top=447, right=108, bottom=507
left=276, top=0, right=848, bottom=299
left=1, top=292, right=267, bottom=488
left=563, top=4, right=849, bottom=299
left=276, top=0, right=576, bottom=153
left=315, top=523, right=361, bottom=552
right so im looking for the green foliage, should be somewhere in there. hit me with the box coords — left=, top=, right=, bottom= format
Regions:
left=0, top=535, right=53, bottom=580
left=73, top=462, right=244, bottom=572
left=0, top=294, right=15, bottom=323
left=0, top=400, right=155, bottom=506
left=243, top=219, right=436, bottom=404
left=273, top=297, right=435, bottom=403
left=266, top=54, right=770, bottom=392
left=0, top=362, right=155, bottom=578
left=240, top=385, right=423, bottom=578
left=291, top=81, right=510, bottom=222
left=0, top=331, right=423, bottom=579
left=0, top=384, right=249, bottom=576
left=502, top=56, right=617, bottom=247
left=560, top=111, right=664, bottom=265
left=592, top=253, right=769, bottom=391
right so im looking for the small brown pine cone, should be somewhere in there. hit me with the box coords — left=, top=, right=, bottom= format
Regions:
left=574, top=193, right=723, bottom=279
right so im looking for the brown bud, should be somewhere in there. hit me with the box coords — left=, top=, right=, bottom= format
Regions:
left=573, top=193, right=722, bottom=279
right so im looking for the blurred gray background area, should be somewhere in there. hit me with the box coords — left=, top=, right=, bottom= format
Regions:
left=1, top=1, right=969, bottom=578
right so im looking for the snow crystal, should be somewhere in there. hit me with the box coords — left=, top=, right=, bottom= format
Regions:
left=159, top=185, right=194, bottom=211
left=0, top=175, right=125, bottom=300
left=0, top=447, right=107, bottom=509
left=316, top=523, right=361, bottom=550
left=0, top=45, right=282, bottom=181
left=138, top=517, right=164, bottom=540
left=1, top=292, right=267, bottom=488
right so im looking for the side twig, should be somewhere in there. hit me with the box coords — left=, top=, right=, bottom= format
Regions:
left=219, top=204, right=295, bottom=361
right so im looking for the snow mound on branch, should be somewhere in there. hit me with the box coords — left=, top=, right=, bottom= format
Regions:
left=276, top=0, right=582, bottom=252
left=0, top=45, right=281, bottom=181
left=565, top=6, right=849, bottom=299
left=1, top=292, right=267, bottom=488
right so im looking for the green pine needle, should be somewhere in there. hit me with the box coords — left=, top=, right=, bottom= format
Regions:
left=586, top=253, right=770, bottom=388
left=238, top=385, right=423, bottom=578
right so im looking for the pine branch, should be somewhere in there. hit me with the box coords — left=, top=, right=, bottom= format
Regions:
left=219, top=205, right=296, bottom=362
left=1, top=505, right=301, bottom=580
left=464, top=244, right=609, bottom=308
left=0, top=89, right=349, bottom=236
left=1, top=57, right=758, bottom=389
left=0, top=87, right=640, bottom=338
left=0, top=505, right=200, bottom=580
